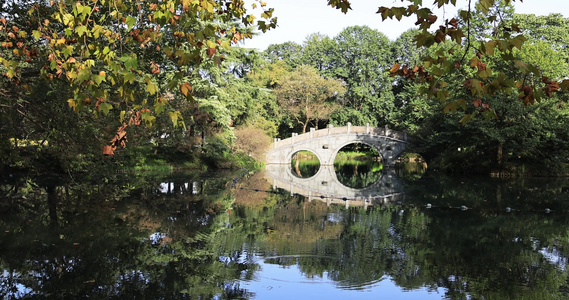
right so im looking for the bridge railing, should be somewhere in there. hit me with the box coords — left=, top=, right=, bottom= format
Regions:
left=272, top=122, right=407, bottom=149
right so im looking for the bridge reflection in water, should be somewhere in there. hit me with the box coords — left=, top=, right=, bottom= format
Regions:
left=265, top=164, right=405, bottom=209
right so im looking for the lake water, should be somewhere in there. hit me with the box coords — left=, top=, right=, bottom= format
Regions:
left=2, top=163, right=569, bottom=299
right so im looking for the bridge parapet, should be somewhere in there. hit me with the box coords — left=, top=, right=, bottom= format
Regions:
left=272, top=123, right=407, bottom=150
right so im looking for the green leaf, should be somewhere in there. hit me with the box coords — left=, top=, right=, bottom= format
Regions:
left=61, top=46, right=73, bottom=58
left=443, top=102, right=456, bottom=113
left=75, top=25, right=87, bottom=37
left=510, top=35, right=527, bottom=50
left=527, top=64, right=540, bottom=75
left=377, top=7, right=390, bottom=20
left=62, top=13, right=73, bottom=26
left=484, top=41, right=495, bottom=55
left=154, top=101, right=165, bottom=115
left=168, top=111, right=181, bottom=127
left=391, top=7, right=406, bottom=21
left=77, top=68, right=91, bottom=82
left=471, top=79, right=484, bottom=96
left=32, top=30, right=41, bottom=40
left=81, top=6, right=92, bottom=16
left=476, top=0, right=494, bottom=15
left=146, top=80, right=157, bottom=95
left=99, top=102, right=112, bottom=115
left=142, top=113, right=156, bottom=128
left=120, top=110, right=126, bottom=123
left=123, top=72, right=135, bottom=84
left=119, top=54, right=138, bottom=70
left=501, top=52, right=515, bottom=61
left=126, top=16, right=137, bottom=31
left=459, top=113, right=472, bottom=125
left=478, top=68, right=492, bottom=80
left=92, top=74, right=105, bottom=86
left=560, top=79, right=569, bottom=91
left=92, top=24, right=103, bottom=38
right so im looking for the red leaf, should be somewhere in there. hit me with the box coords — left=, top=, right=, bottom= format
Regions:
left=472, top=98, right=482, bottom=107
left=206, top=47, right=216, bottom=58
left=449, top=18, right=459, bottom=28
left=103, top=145, right=114, bottom=156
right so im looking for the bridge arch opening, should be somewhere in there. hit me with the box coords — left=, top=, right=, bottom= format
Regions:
left=333, top=143, right=383, bottom=189
left=290, top=150, right=321, bottom=178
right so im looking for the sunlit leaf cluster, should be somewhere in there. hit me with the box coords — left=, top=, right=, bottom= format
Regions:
left=0, top=0, right=276, bottom=128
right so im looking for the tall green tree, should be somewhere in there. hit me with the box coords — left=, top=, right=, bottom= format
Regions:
left=390, top=29, right=434, bottom=132
left=264, top=41, right=303, bottom=68
left=328, top=26, right=396, bottom=127
left=300, top=33, right=336, bottom=76
left=513, top=13, right=569, bottom=64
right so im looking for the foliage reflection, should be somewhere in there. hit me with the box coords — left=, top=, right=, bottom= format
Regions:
left=2, top=172, right=569, bottom=299
left=333, top=143, right=383, bottom=188
left=290, top=151, right=320, bottom=178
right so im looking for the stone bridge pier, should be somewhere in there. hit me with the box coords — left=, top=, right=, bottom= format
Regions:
left=266, top=123, right=408, bottom=167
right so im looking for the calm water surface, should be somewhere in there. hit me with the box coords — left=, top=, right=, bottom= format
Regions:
left=2, top=164, right=569, bottom=299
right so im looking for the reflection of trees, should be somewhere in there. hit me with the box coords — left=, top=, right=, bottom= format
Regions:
left=334, top=160, right=382, bottom=188
left=230, top=175, right=569, bottom=299
left=0, top=171, right=253, bottom=299
left=4, top=172, right=569, bottom=298
left=291, top=159, right=320, bottom=178
left=395, top=161, right=427, bottom=181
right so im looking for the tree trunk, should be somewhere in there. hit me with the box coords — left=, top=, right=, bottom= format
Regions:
left=295, top=159, right=302, bottom=177
left=47, top=185, right=58, bottom=227
left=497, top=142, right=503, bottom=168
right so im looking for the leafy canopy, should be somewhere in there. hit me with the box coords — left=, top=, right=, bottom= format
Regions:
left=0, top=0, right=277, bottom=127
left=328, top=0, right=569, bottom=122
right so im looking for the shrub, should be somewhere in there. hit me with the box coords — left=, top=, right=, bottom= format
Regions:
left=233, top=126, right=271, bottom=161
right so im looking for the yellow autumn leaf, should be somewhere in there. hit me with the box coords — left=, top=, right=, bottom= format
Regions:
left=180, top=82, right=191, bottom=97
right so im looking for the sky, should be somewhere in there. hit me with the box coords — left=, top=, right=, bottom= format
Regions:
left=240, top=0, right=569, bottom=50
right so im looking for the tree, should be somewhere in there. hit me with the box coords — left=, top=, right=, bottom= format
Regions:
left=327, top=0, right=569, bottom=121
left=391, top=29, right=435, bottom=133
left=300, top=33, right=336, bottom=76
left=411, top=12, right=569, bottom=174
left=0, top=0, right=277, bottom=134
left=274, top=65, right=345, bottom=133
left=264, top=41, right=304, bottom=67
left=513, top=13, right=569, bottom=64
left=328, top=26, right=396, bottom=126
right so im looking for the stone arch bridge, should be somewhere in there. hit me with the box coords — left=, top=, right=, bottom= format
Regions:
left=266, top=123, right=408, bottom=167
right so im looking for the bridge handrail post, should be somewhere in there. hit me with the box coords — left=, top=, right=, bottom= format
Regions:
left=385, top=125, right=389, bottom=137
left=274, top=138, right=277, bottom=149
left=328, top=124, right=333, bottom=135
left=366, top=123, right=370, bottom=134
left=310, top=127, right=315, bottom=139
left=347, top=122, right=351, bottom=133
